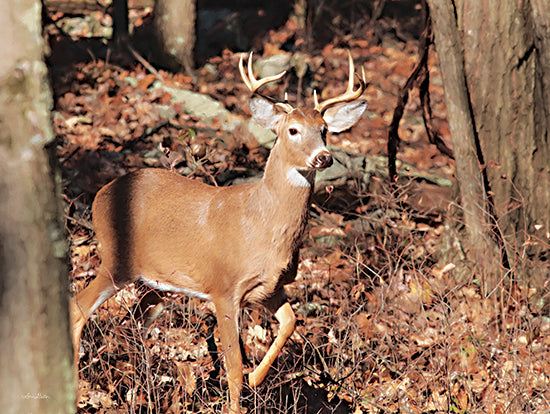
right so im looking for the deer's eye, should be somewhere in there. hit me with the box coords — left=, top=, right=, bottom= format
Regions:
left=289, top=128, right=298, bottom=136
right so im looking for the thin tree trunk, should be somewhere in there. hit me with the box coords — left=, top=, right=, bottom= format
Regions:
left=112, top=0, right=130, bottom=46
left=153, top=0, right=196, bottom=74
left=0, top=1, right=74, bottom=413
left=427, top=0, right=501, bottom=288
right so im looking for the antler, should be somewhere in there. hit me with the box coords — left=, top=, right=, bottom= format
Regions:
left=239, top=52, right=294, bottom=113
left=314, top=51, right=366, bottom=113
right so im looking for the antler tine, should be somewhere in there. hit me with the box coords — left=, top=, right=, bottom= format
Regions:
left=313, top=89, right=319, bottom=109
left=314, top=51, right=366, bottom=113
left=346, top=51, right=356, bottom=95
left=239, top=52, right=287, bottom=94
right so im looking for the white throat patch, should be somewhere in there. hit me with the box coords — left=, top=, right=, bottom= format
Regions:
left=286, top=167, right=311, bottom=188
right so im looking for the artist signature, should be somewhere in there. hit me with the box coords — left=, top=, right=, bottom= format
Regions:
left=20, top=393, right=50, bottom=400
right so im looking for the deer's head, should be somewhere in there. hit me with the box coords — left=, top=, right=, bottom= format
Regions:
left=240, top=52, right=368, bottom=178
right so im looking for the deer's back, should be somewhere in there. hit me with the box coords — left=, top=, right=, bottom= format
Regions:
left=91, top=168, right=263, bottom=291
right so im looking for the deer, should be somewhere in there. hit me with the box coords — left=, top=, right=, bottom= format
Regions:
left=71, top=51, right=367, bottom=413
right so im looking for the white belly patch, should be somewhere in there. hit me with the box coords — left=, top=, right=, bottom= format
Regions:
left=139, top=276, right=212, bottom=301
left=89, top=286, right=116, bottom=315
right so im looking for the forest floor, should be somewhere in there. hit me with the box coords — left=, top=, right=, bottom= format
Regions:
left=47, top=3, right=550, bottom=413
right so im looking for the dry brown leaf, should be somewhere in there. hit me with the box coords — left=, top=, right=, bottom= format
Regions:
left=175, top=360, right=197, bottom=396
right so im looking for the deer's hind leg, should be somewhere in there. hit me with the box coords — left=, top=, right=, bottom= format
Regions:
left=71, top=265, right=119, bottom=364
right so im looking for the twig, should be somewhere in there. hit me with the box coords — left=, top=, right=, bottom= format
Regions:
left=369, top=0, right=387, bottom=44
left=387, top=0, right=454, bottom=183
left=419, top=58, right=454, bottom=159
left=127, top=43, right=164, bottom=83
left=387, top=1, right=431, bottom=184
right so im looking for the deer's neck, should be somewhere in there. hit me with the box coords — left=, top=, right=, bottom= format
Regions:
left=261, top=144, right=314, bottom=205
left=236, top=145, right=315, bottom=302
left=251, top=144, right=314, bottom=245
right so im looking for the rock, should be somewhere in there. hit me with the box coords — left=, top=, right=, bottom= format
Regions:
left=255, top=54, right=291, bottom=79
left=154, top=82, right=276, bottom=146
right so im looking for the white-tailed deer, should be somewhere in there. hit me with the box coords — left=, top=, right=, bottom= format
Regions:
left=71, top=51, right=367, bottom=412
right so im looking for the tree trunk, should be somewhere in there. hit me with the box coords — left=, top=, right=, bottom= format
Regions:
left=428, top=0, right=550, bottom=288
left=112, top=0, right=130, bottom=46
left=427, top=0, right=501, bottom=287
left=0, top=1, right=74, bottom=413
left=153, top=0, right=196, bottom=73
left=457, top=0, right=549, bottom=282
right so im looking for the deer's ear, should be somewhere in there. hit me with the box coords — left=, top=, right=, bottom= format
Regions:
left=322, top=100, right=367, bottom=133
left=250, top=95, right=284, bottom=130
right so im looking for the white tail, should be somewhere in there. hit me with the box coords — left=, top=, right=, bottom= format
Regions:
left=71, top=51, right=367, bottom=413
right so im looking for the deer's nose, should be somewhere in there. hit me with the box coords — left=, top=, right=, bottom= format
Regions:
left=312, top=150, right=333, bottom=169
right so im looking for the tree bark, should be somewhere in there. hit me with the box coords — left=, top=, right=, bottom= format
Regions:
left=0, top=1, right=74, bottom=413
left=428, top=0, right=550, bottom=287
left=112, top=0, right=130, bottom=46
left=457, top=1, right=549, bottom=280
left=153, top=0, right=196, bottom=73
left=426, top=0, right=501, bottom=285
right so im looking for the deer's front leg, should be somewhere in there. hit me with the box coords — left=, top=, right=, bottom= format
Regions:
left=215, top=299, right=243, bottom=413
left=248, top=300, right=296, bottom=387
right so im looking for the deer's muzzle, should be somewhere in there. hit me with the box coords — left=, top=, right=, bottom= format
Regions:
left=312, top=150, right=333, bottom=169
